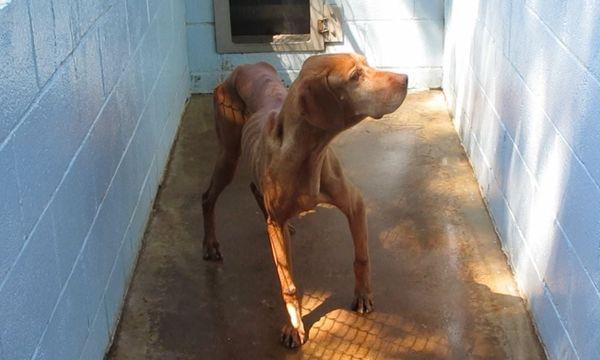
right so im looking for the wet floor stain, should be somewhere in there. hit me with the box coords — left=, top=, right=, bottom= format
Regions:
left=107, top=91, right=546, bottom=360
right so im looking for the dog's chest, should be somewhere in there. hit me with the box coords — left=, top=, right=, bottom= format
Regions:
left=277, top=173, right=323, bottom=215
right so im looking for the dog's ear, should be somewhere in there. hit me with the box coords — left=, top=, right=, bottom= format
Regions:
left=297, top=74, right=346, bottom=130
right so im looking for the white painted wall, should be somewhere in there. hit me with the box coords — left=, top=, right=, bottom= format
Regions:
left=443, top=1, right=600, bottom=359
left=185, top=0, right=444, bottom=93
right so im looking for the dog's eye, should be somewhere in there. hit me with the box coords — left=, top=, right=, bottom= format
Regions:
left=350, top=70, right=361, bottom=81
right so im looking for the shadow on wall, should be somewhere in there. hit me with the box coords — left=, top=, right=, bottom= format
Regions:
left=444, top=0, right=600, bottom=359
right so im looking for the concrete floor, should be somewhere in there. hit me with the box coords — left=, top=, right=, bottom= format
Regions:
left=108, top=91, right=546, bottom=359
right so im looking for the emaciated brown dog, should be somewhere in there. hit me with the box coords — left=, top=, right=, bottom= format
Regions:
left=202, top=53, right=408, bottom=348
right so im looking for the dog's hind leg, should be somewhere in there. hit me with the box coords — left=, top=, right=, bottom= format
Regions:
left=202, top=150, right=238, bottom=261
left=202, top=84, right=244, bottom=261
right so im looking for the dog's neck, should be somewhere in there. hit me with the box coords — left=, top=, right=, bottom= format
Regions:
left=278, top=101, right=341, bottom=159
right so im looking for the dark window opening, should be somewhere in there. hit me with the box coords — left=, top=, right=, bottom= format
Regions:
left=229, top=0, right=311, bottom=44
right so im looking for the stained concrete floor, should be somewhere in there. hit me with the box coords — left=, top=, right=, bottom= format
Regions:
left=107, top=91, right=546, bottom=359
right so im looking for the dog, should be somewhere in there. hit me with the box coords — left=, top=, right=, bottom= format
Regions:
left=202, top=53, right=408, bottom=348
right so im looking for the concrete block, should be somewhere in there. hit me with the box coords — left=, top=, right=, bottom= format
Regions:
left=50, top=148, right=98, bottom=284
left=103, top=245, right=129, bottom=335
left=156, top=0, right=174, bottom=58
left=190, top=70, right=221, bottom=93
left=501, top=150, right=536, bottom=237
left=0, top=142, right=24, bottom=284
left=139, top=22, right=161, bottom=99
left=469, top=18, right=498, bottom=92
left=0, top=0, right=39, bottom=142
left=33, top=269, right=90, bottom=360
left=173, top=0, right=188, bottom=32
left=98, top=1, right=130, bottom=95
left=146, top=92, right=165, bottom=149
left=72, top=0, right=108, bottom=42
left=115, top=59, right=145, bottom=149
left=79, top=305, right=110, bottom=360
left=185, top=0, right=213, bottom=23
left=130, top=104, right=158, bottom=181
left=87, top=92, right=125, bottom=204
left=543, top=223, right=600, bottom=360
left=511, top=3, right=600, bottom=186
left=339, top=0, right=413, bottom=20
left=12, top=60, right=78, bottom=234
left=477, top=0, right=511, bottom=54
left=78, top=200, right=126, bottom=324
left=364, top=20, right=444, bottom=68
left=0, top=212, right=61, bottom=360
left=121, top=155, right=155, bottom=262
left=488, top=55, right=526, bottom=142
left=220, top=52, right=311, bottom=72
left=147, top=0, right=160, bottom=22
left=555, top=158, right=600, bottom=289
left=472, top=102, right=509, bottom=187
left=153, top=75, right=173, bottom=139
left=186, top=23, right=219, bottom=72
left=73, top=30, right=105, bottom=133
left=529, top=285, right=580, bottom=360
left=486, top=168, right=511, bottom=243
left=126, top=0, right=149, bottom=53
left=526, top=0, right=600, bottom=80
left=120, top=138, right=147, bottom=211
left=30, top=0, right=73, bottom=85
left=325, top=21, right=366, bottom=55
left=106, top=157, right=139, bottom=234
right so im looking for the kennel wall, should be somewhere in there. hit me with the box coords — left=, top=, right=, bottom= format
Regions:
left=0, top=0, right=190, bottom=358
left=444, top=1, right=600, bottom=359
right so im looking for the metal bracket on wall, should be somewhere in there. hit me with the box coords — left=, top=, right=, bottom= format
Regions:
left=319, top=4, right=344, bottom=43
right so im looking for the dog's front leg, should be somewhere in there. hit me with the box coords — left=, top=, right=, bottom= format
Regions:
left=345, top=190, right=374, bottom=314
left=266, top=218, right=306, bottom=348
left=323, top=179, right=374, bottom=314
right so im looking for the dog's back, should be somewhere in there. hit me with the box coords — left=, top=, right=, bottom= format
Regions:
left=228, top=62, right=287, bottom=113
left=212, top=62, right=286, bottom=160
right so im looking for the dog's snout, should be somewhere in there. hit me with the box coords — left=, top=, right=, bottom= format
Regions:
left=391, top=73, right=408, bottom=90
left=399, top=74, right=408, bottom=89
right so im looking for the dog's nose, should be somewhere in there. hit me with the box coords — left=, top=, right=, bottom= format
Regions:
left=398, top=73, right=408, bottom=89
left=387, top=72, right=408, bottom=90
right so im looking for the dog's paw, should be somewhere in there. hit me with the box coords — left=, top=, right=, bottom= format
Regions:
left=202, top=244, right=223, bottom=262
left=351, top=293, right=374, bottom=314
left=280, top=324, right=306, bottom=349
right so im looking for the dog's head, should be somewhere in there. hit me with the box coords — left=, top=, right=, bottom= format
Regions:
left=292, top=53, right=408, bottom=131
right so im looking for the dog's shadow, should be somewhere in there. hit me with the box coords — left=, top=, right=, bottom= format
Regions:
left=300, top=290, right=370, bottom=343
left=302, top=292, right=344, bottom=332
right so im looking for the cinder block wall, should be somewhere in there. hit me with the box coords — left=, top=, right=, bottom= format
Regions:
left=186, top=0, right=444, bottom=92
left=443, top=1, right=600, bottom=359
left=0, top=0, right=189, bottom=358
